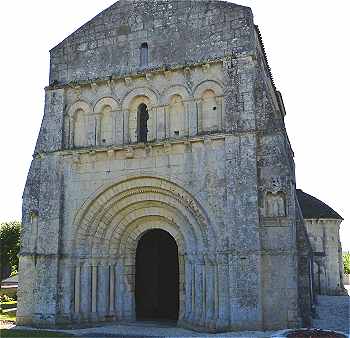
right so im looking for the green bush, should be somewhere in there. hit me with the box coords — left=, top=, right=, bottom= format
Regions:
left=0, top=222, right=21, bottom=279
left=0, top=330, right=76, bottom=337
left=343, top=252, right=350, bottom=275
left=0, top=295, right=15, bottom=303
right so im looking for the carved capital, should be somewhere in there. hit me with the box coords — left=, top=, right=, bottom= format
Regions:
left=107, top=149, right=115, bottom=160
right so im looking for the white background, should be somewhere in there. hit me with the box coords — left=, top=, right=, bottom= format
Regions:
left=0, top=1, right=348, bottom=251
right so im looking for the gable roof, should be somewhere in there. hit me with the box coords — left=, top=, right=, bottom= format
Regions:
left=48, top=0, right=252, bottom=85
left=296, top=189, right=343, bottom=220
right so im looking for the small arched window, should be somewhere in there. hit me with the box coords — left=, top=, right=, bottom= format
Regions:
left=137, top=103, right=149, bottom=143
left=140, top=42, right=148, bottom=67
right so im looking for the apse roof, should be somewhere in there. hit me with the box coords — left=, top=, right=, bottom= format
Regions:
left=296, top=189, right=343, bottom=220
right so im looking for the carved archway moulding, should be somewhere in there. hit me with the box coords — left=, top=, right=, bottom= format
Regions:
left=73, top=175, right=218, bottom=257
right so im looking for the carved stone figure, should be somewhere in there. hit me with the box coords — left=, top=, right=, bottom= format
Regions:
left=265, top=191, right=286, bottom=217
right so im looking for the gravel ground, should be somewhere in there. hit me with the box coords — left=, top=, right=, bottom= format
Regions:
left=16, top=322, right=274, bottom=338
left=11, top=290, right=350, bottom=338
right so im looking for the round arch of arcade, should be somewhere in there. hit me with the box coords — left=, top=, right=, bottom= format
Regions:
left=71, top=175, right=218, bottom=324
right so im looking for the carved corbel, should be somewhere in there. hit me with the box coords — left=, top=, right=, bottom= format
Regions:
left=124, top=77, right=132, bottom=87
left=202, top=63, right=210, bottom=72
left=90, top=82, right=98, bottom=94
left=107, top=149, right=115, bottom=160
left=145, top=72, right=152, bottom=81
left=183, top=67, right=191, bottom=76
left=164, top=70, right=172, bottom=80
left=164, top=142, right=171, bottom=153
left=73, top=153, right=81, bottom=164
left=74, top=86, right=81, bottom=100
left=125, top=147, right=134, bottom=159
left=107, top=79, right=115, bottom=94
left=203, top=137, right=212, bottom=146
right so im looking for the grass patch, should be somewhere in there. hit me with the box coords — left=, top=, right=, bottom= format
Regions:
left=0, top=330, right=76, bottom=337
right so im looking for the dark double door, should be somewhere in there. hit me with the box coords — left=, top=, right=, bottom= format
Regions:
left=135, top=229, right=179, bottom=321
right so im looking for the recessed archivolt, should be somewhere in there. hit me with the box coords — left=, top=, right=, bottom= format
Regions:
left=73, top=176, right=218, bottom=257
left=161, top=84, right=192, bottom=105
left=118, top=216, right=187, bottom=256
left=193, top=79, right=223, bottom=99
left=94, top=96, right=120, bottom=113
left=93, top=198, right=200, bottom=256
left=122, top=87, right=159, bottom=110
left=81, top=185, right=207, bottom=242
left=75, top=191, right=208, bottom=256
left=66, top=100, right=92, bottom=117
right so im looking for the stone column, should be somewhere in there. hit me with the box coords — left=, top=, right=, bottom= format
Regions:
left=216, top=96, right=224, bottom=131
left=57, top=259, right=74, bottom=323
left=195, top=99, right=202, bottom=134
left=148, top=106, right=157, bottom=141
left=165, top=106, right=171, bottom=139
left=91, top=264, right=98, bottom=318
left=115, top=110, right=124, bottom=145
left=109, top=264, right=115, bottom=315
left=122, top=255, right=135, bottom=321
left=183, top=256, right=191, bottom=323
left=87, top=115, right=96, bottom=146
left=95, top=115, right=101, bottom=146
left=194, top=255, right=204, bottom=325
left=178, top=254, right=186, bottom=321
left=156, top=105, right=166, bottom=141
left=217, top=253, right=230, bottom=329
left=187, top=99, right=198, bottom=137
left=214, top=262, right=219, bottom=325
left=111, top=110, right=117, bottom=145
left=183, top=101, right=190, bottom=137
left=123, top=111, right=129, bottom=145
left=74, top=264, right=81, bottom=315
left=80, top=262, right=91, bottom=319
left=68, top=117, right=74, bottom=148
left=115, top=260, right=123, bottom=319
left=204, top=255, right=215, bottom=328
left=97, top=263, right=109, bottom=320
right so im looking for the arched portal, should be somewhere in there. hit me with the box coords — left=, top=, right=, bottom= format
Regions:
left=136, top=229, right=179, bottom=321
left=70, top=176, right=219, bottom=330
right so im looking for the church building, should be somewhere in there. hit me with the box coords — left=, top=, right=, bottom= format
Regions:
left=17, top=0, right=344, bottom=332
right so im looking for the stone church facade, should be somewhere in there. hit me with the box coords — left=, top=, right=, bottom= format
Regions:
left=17, top=0, right=317, bottom=332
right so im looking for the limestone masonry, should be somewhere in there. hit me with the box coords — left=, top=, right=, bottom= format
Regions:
left=18, top=0, right=345, bottom=333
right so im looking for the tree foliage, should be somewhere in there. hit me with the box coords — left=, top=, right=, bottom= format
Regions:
left=344, top=252, right=350, bottom=275
left=0, top=221, right=21, bottom=279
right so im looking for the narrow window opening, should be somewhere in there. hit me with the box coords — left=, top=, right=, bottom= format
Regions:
left=137, top=103, right=149, bottom=143
left=140, top=42, right=149, bottom=67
